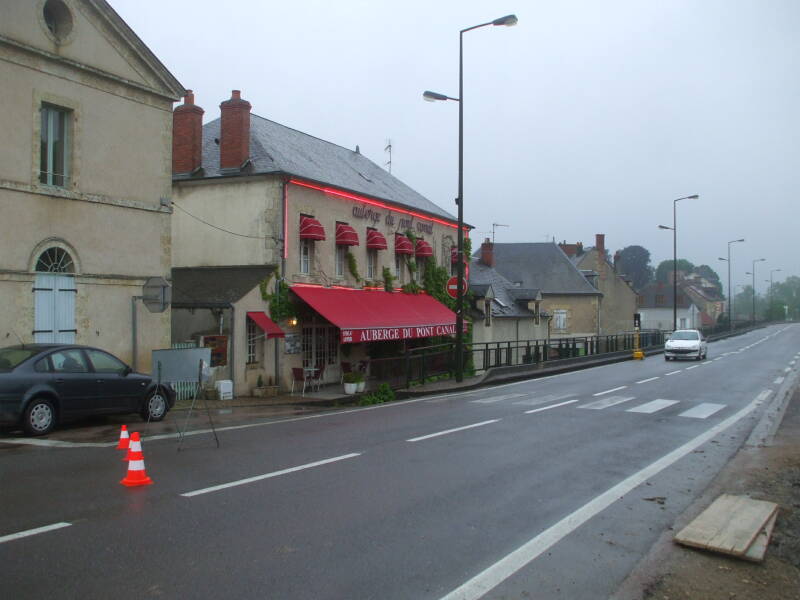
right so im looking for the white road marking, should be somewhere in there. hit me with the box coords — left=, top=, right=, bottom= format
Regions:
left=785, top=367, right=791, bottom=373
left=513, top=393, right=576, bottom=407
left=685, top=365, right=700, bottom=370
left=627, top=399, right=680, bottom=414
left=470, top=393, right=527, bottom=405
left=592, top=386, right=627, bottom=397
left=678, top=403, right=726, bottom=419
left=636, top=377, right=659, bottom=384
left=713, top=357, right=723, bottom=361
left=0, top=522, right=71, bottom=544
left=578, top=396, right=635, bottom=410
left=438, top=393, right=767, bottom=600
left=774, top=377, right=785, bottom=385
left=525, top=399, right=579, bottom=414
left=665, top=370, right=682, bottom=376
left=407, top=420, right=500, bottom=443
left=789, top=360, right=796, bottom=366
left=181, top=453, right=361, bottom=497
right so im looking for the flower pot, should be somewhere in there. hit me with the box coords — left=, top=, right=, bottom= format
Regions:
left=344, top=382, right=358, bottom=395
left=356, top=381, right=366, bottom=393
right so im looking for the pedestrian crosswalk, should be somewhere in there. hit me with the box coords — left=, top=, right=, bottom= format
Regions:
left=469, top=392, right=728, bottom=420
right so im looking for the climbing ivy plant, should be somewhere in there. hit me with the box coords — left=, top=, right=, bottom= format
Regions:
left=346, top=250, right=362, bottom=283
left=259, top=275, right=297, bottom=322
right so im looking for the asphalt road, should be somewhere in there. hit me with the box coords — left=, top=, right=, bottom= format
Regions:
left=1, top=324, right=798, bottom=599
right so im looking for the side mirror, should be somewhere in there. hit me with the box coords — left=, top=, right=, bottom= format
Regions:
left=122, top=365, right=132, bottom=377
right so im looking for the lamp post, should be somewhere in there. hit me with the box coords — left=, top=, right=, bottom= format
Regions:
left=718, top=238, right=744, bottom=331
left=658, top=194, right=699, bottom=331
left=746, top=258, right=765, bottom=324
left=423, top=13, right=517, bottom=382
left=769, top=268, right=782, bottom=320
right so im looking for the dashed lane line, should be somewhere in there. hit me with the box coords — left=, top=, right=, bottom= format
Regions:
left=773, top=377, right=784, bottom=385
left=636, top=377, right=660, bottom=384
left=665, top=370, right=682, bottom=376
left=686, top=365, right=700, bottom=370
left=525, top=399, right=579, bottom=414
left=407, top=420, right=500, bottom=443
left=0, top=522, right=72, bottom=544
left=592, top=386, right=627, bottom=397
left=181, top=453, right=362, bottom=497
left=437, top=392, right=769, bottom=600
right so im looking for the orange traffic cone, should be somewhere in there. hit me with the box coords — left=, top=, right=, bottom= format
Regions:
left=120, top=432, right=153, bottom=487
left=116, top=424, right=130, bottom=450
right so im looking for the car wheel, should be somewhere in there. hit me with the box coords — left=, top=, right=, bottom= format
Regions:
left=141, top=389, right=167, bottom=422
left=664, top=356, right=670, bottom=361
left=23, top=398, right=56, bottom=436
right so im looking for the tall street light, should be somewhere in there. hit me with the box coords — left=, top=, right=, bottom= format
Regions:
left=658, top=194, right=699, bottom=331
left=423, top=13, right=517, bottom=382
left=769, top=268, right=782, bottom=320
left=746, top=258, right=765, bottom=324
left=718, top=238, right=744, bottom=331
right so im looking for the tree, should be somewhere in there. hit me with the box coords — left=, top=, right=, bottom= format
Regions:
left=616, top=245, right=653, bottom=291
left=655, top=259, right=695, bottom=284
left=693, top=264, right=723, bottom=296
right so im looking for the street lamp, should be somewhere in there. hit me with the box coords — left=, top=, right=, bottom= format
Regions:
left=747, top=258, right=765, bottom=324
left=769, top=268, right=782, bottom=320
left=423, top=13, right=517, bottom=382
left=718, top=238, right=744, bottom=331
left=658, top=194, right=699, bottom=331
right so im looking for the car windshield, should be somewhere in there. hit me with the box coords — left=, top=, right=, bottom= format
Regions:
left=0, top=347, right=41, bottom=371
left=670, top=331, right=699, bottom=341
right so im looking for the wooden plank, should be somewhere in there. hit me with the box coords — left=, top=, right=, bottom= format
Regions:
left=742, top=511, right=778, bottom=563
left=674, top=494, right=778, bottom=556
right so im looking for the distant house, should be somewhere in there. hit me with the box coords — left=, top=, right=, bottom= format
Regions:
left=469, top=239, right=548, bottom=352
left=637, top=282, right=701, bottom=330
left=559, top=234, right=638, bottom=334
left=486, top=242, right=602, bottom=338
left=680, top=274, right=725, bottom=323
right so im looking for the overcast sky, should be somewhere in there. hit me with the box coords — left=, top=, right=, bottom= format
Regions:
left=112, top=0, right=798, bottom=294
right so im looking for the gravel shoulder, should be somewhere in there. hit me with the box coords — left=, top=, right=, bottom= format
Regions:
left=613, top=387, right=800, bottom=600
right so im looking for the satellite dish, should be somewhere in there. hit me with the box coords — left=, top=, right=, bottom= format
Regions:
left=142, top=277, right=171, bottom=313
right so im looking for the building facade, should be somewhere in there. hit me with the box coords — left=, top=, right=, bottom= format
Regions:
left=0, top=0, right=183, bottom=370
left=171, top=90, right=464, bottom=393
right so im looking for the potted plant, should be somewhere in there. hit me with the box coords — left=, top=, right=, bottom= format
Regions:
left=343, top=372, right=359, bottom=395
left=354, top=371, right=366, bottom=393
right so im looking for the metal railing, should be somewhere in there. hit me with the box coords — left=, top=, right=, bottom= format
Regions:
left=368, top=330, right=669, bottom=389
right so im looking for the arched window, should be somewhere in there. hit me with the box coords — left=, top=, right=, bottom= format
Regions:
left=35, top=247, right=75, bottom=273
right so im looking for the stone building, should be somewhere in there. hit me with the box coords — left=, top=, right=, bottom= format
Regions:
left=171, top=90, right=464, bottom=393
left=0, top=0, right=183, bottom=369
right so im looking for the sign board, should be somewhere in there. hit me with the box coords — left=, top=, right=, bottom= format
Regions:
left=151, top=347, right=211, bottom=381
left=340, top=322, right=468, bottom=344
left=284, top=333, right=301, bottom=354
left=446, top=276, right=467, bottom=299
left=201, top=335, right=228, bottom=366
left=142, top=277, right=171, bottom=313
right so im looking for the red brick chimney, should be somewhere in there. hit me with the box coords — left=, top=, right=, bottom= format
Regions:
left=172, top=90, right=204, bottom=175
left=595, top=233, right=606, bottom=279
left=480, top=238, right=494, bottom=267
left=219, top=90, right=251, bottom=171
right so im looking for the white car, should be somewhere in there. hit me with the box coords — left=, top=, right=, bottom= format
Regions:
left=664, top=329, right=708, bottom=361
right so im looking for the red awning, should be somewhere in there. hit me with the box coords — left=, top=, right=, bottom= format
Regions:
left=415, top=239, right=433, bottom=257
left=366, top=229, right=388, bottom=250
left=299, top=216, right=325, bottom=240
left=291, top=286, right=467, bottom=344
left=246, top=311, right=285, bottom=339
left=335, top=223, right=359, bottom=246
left=394, top=234, right=413, bottom=255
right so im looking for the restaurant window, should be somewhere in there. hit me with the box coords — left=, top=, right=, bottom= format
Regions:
left=367, top=249, right=378, bottom=280
left=414, top=258, right=426, bottom=283
left=394, top=254, right=403, bottom=282
left=246, top=317, right=258, bottom=364
left=335, top=245, right=346, bottom=278
left=300, top=238, right=314, bottom=274
left=302, top=324, right=339, bottom=369
left=40, top=104, right=71, bottom=187
left=553, top=309, right=567, bottom=331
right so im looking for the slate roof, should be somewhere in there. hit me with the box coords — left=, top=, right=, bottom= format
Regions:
left=486, top=243, right=602, bottom=295
left=469, top=259, right=537, bottom=318
left=171, top=266, right=275, bottom=308
left=192, top=114, right=457, bottom=223
left=637, top=282, right=693, bottom=309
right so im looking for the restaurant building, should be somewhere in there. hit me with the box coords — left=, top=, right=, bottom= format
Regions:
left=171, top=90, right=467, bottom=393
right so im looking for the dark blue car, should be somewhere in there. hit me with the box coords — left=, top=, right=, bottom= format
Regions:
left=0, top=344, right=175, bottom=436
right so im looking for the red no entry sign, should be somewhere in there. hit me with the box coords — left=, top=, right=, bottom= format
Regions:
left=446, top=276, right=466, bottom=299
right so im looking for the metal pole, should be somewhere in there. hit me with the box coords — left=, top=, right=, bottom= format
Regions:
left=752, top=263, right=756, bottom=325
left=672, top=199, right=677, bottom=331
left=131, top=296, right=142, bottom=371
left=455, top=29, right=465, bottom=382
left=727, top=244, right=731, bottom=331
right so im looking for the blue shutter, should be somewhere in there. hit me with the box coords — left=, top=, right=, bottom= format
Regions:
left=55, top=275, right=76, bottom=343
left=34, top=274, right=56, bottom=343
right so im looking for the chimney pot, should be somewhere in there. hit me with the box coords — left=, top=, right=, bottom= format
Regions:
left=481, top=239, right=495, bottom=268
left=219, top=89, right=252, bottom=170
left=172, top=89, right=205, bottom=175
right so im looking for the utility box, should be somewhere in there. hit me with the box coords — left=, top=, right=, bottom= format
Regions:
left=214, top=380, right=233, bottom=401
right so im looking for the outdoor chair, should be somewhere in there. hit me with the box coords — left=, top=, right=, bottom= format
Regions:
left=311, top=363, right=326, bottom=392
left=290, top=367, right=308, bottom=396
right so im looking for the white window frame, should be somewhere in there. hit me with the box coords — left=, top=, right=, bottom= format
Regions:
left=394, top=254, right=403, bottom=282
left=40, top=104, right=70, bottom=187
left=367, top=249, right=377, bottom=280
left=246, top=317, right=258, bottom=364
left=553, top=309, right=567, bottom=331
left=300, top=239, right=314, bottom=274
left=335, top=245, right=346, bottom=278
